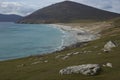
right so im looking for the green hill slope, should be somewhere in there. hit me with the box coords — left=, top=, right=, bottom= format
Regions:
left=0, top=19, right=120, bottom=80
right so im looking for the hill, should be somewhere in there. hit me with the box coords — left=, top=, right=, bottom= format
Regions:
left=0, top=19, right=120, bottom=80
left=18, top=1, right=120, bottom=23
left=0, top=14, right=22, bottom=22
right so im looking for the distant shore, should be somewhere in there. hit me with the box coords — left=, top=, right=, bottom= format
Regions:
left=49, top=21, right=113, bottom=51
left=50, top=24, right=100, bottom=49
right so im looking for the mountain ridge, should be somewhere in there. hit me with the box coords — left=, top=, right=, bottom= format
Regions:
left=18, top=1, right=120, bottom=23
left=0, top=14, right=22, bottom=22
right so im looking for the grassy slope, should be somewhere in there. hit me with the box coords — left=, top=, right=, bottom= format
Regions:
left=0, top=20, right=120, bottom=80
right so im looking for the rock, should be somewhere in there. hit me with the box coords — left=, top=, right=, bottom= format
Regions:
left=102, top=64, right=106, bottom=67
left=17, top=64, right=25, bottom=67
left=59, top=64, right=101, bottom=76
left=102, top=63, right=112, bottom=68
left=66, top=52, right=80, bottom=56
left=83, top=51, right=92, bottom=54
left=106, top=63, right=112, bottom=68
left=73, top=52, right=80, bottom=55
left=44, top=60, right=48, bottom=63
left=103, top=41, right=116, bottom=52
left=62, top=56, right=69, bottom=60
left=31, top=61, right=40, bottom=65
left=55, top=55, right=64, bottom=59
left=66, top=52, right=73, bottom=56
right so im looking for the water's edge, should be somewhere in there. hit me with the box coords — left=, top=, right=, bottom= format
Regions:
left=0, top=23, right=99, bottom=61
left=0, top=23, right=77, bottom=61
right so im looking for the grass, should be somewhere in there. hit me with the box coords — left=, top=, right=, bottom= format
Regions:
left=0, top=20, right=120, bottom=80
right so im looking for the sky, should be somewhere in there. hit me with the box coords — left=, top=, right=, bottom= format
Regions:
left=0, top=0, right=120, bottom=16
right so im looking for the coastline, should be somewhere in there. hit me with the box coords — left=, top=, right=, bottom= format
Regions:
left=0, top=21, right=120, bottom=80
left=50, top=24, right=100, bottom=50
left=0, top=22, right=108, bottom=61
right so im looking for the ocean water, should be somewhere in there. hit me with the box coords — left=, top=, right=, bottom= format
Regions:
left=0, top=22, right=68, bottom=61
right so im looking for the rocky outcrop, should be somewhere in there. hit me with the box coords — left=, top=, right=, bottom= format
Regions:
left=59, top=64, right=101, bottom=76
left=103, top=41, right=116, bottom=52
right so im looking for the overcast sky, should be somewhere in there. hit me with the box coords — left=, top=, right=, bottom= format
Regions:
left=0, top=0, right=120, bottom=16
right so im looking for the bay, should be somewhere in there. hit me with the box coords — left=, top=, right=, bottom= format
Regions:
left=0, top=22, right=64, bottom=61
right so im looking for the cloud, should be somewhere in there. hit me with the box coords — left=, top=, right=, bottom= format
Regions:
left=72, top=0, right=120, bottom=14
left=36, top=0, right=120, bottom=14
left=0, top=2, right=37, bottom=16
left=0, top=0, right=120, bottom=16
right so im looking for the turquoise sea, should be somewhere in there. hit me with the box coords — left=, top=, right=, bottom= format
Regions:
left=0, top=22, right=67, bottom=61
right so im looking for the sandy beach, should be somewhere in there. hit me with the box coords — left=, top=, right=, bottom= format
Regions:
left=50, top=22, right=112, bottom=48
left=51, top=24, right=100, bottom=47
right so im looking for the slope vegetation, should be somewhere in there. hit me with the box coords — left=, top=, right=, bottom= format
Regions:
left=0, top=19, right=120, bottom=80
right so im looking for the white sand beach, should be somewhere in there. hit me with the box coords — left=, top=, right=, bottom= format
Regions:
left=51, top=24, right=100, bottom=45
left=51, top=21, right=112, bottom=45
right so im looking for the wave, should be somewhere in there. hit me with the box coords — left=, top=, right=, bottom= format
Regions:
left=49, top=25, right=78, bottom=51
left=49, top=24, right=99, bottom=52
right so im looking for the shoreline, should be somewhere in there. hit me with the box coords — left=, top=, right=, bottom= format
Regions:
left=50, top=24, right=100, bottom=49
left=0, top=23, right=101, bottom=61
